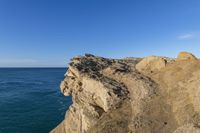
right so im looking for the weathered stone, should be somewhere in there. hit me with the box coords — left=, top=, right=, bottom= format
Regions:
left=51, top=53, right=200, bottom=133
left=173, top=124, right=200, bottom=133
left=136, top=56, right=167, bottom=73
left=177, top=51, right=197, bottom=61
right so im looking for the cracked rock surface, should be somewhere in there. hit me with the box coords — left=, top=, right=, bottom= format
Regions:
left=51, top=52, right=200, bottom=133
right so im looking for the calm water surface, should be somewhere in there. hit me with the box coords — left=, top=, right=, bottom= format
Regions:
left=0, top=68, right=72, bottom=133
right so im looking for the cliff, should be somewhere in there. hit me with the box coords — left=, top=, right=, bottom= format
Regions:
left=51, top=52, right=200, bottom=133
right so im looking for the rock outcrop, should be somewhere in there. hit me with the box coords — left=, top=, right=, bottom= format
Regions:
left=51, top=52, right=200, bottom=133
left=177, top=52, right=197, bottom=61
left=135, top=56, right=174, bottom=74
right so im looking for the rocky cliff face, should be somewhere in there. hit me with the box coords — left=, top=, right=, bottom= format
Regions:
left=51, top=52, right=200, bottom=133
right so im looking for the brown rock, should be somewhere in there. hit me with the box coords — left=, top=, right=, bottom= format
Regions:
left=135, top=56, right=167, bottom=73
left=177, top=52, right=198, bottom=61
left=173, top=124, right=200, bottom=133
left=51, top=53, right=200, bottom=133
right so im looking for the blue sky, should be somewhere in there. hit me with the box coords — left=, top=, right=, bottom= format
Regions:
left=0, top=0, right=200, bottom=67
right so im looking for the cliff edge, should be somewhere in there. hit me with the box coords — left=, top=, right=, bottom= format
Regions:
left=51, top=52, right=200, bottom=133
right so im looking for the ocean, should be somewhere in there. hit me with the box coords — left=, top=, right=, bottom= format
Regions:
left=0, top=68, right=72, bottom=133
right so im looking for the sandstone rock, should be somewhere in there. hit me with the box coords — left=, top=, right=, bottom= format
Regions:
left=135, top=56, right=167, bottom=73
left=51, top=53, right=200, bottom=133
left=177, top=52, right=197, bottom=61
left=173, top=124, right=200, bottom=133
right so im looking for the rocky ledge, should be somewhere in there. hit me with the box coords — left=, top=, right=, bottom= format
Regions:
left=51, top=52, right=200, bottom=133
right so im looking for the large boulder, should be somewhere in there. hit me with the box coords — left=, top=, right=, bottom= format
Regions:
left=135, top=56, right=167, bottom=73
left=177, top=52, right=197, bottom=61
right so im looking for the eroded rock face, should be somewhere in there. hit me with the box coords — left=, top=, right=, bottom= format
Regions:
left=51, top=52, right=200, bottom=133
left=135, top=56, right=173, bottom=74
left=177, top=52, right=197, bottom=61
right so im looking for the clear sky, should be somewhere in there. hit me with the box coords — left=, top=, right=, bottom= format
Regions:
left=1, top=0, right=200, bottom=67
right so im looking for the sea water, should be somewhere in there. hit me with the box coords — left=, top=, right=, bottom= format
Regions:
left=0, top=68, right=72, bottom=133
